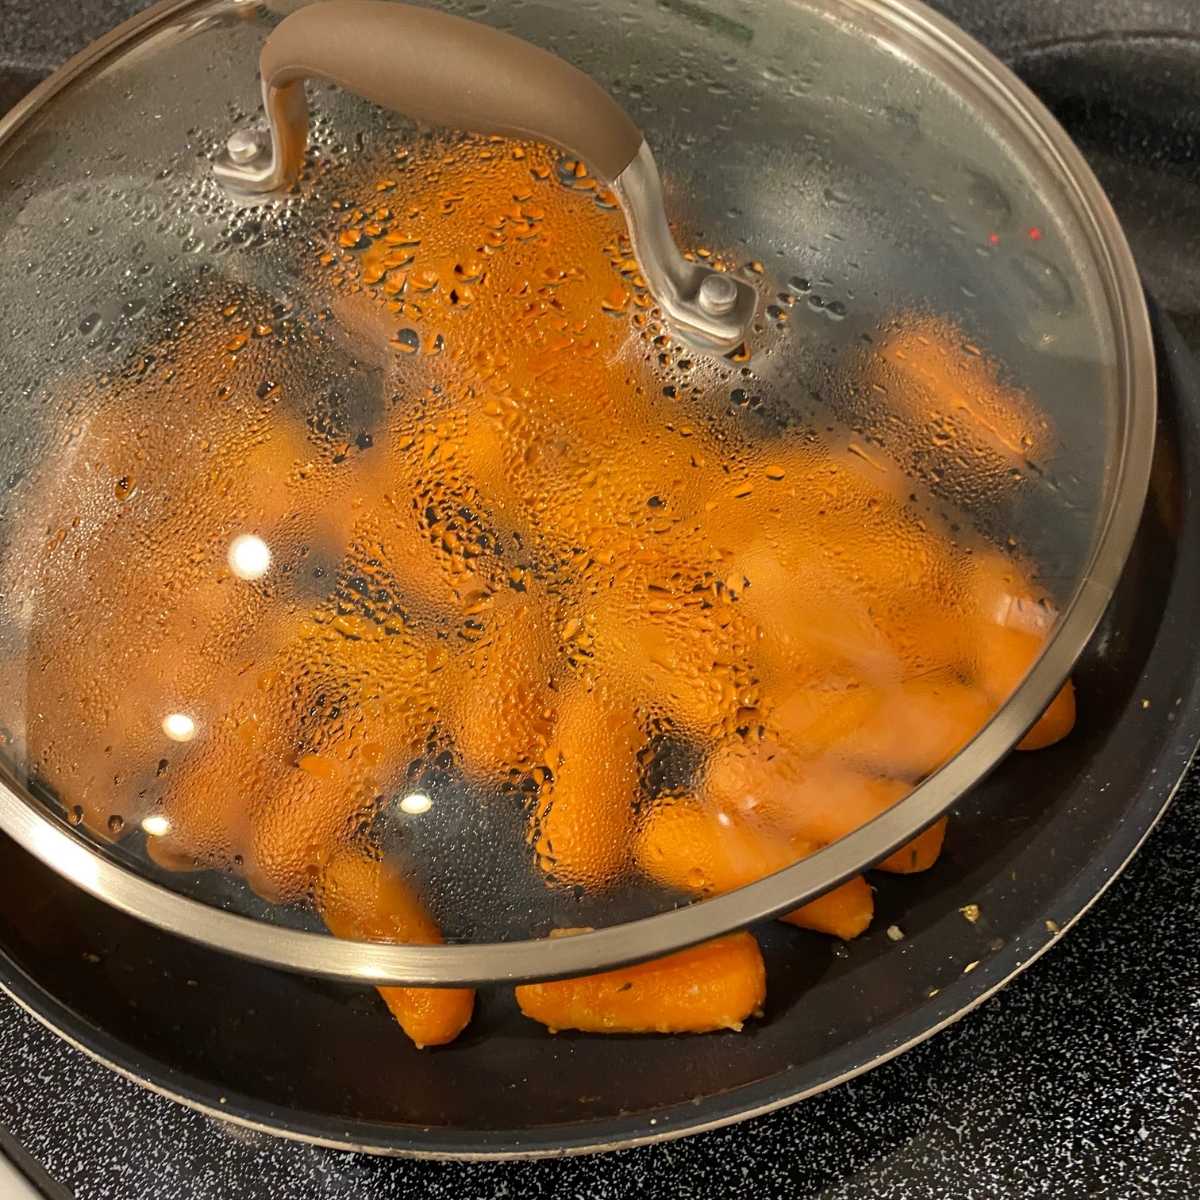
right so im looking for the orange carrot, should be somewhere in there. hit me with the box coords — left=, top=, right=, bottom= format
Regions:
left=531, top=684, right=642, bottom=889
left=515, top=932, right=765, bottom=1034
left=877, top=817, right=948, bottom=874
left=635, top=796, right=875, bottom=939
left=318, top=848, right=474, bottom=1049
left=781, top=875, right=875, bottom=940
left=975, top=623, right=1076, bottom=751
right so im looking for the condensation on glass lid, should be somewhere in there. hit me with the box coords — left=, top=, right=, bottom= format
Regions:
left=0, top=128, right=1074, bottom=951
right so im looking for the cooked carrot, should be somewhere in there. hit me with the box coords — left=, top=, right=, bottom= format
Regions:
left=245, top=754, right=376, bottom=904
left=636, top=797, right=815, bottom=895
left=874, top=315, right=1050, bottom=463
left=780, top=875, right=875, bottom=939
left=727, top=464, right=954, bottom=683
left=1017, top=679, right=1076, bottom=751
left=452, top=402, right=528, bottom=530
left=834, top=676, right=995, bottom=780
left=585, top=583, right=755, bottom=739
left=346, top=473, right=499, bottom=623
left=768, top=684, right=887, bottom=761
left=515, top=931, right=765, bottom=1034
left=702, top=747, right=950, bottom=878
left=242, top=621, right=436, bottom=902
left=146, top=710, right=270, bottom=876
left=634, top=796, right=875, bottom=938
left=318, top=848, right=474, bottom=1049
left=974, top=623, right=1076, bottom=750
left=440, top=586, right=557, bottom=779
left=967, top=550, right=1052, bottom=637
left=705, top=745, right=910, bottom=844
left=531, top=684, right=642, bottom=888
left=877, top=817, right=948, bottom=874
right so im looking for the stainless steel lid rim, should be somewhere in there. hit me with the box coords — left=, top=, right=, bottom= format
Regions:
left=0, top=0, right=1156, bottom=986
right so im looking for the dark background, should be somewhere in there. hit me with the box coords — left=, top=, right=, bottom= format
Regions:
left=1, top=0, right=1198, bottom=1195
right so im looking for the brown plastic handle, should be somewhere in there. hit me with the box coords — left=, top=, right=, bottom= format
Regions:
left=264, top=0, right=642, bottom=181
left=215, top=0, right=758, bottom=352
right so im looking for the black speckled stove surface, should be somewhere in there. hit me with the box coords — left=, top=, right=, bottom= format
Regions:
left=2, top=0, right=1199, bottom=1195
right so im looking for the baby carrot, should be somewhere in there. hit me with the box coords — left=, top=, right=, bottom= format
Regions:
left=530, top=684, right=643, bottom=889
left=318, top=848, right=474, bottom=1049
left=515, top=932, right=765, bottom=1034
left=635, top=797, right=875, bottom=939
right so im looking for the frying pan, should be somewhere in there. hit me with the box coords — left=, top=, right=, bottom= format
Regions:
left=0, top=0, right=1191, bottom=1154
left=0, top=298, right=1194, bottom=1156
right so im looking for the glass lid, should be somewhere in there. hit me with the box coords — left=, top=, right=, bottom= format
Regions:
left=0, top=0, right=1152, bottom=985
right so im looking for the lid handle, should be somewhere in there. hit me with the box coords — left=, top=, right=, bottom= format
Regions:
left=213, top=0, right=756, bottom=351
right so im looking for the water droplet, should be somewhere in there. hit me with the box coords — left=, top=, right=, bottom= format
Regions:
left=392, top=327, right=420, bottom=353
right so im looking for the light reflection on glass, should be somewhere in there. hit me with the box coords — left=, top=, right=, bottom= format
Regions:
left=228, top=533, right=272, bottom=581
left=399, top=792, right=432, bottom=815
left=141, top=813, right=171, bottom=837
left=162, top=712, right=196, bottom=742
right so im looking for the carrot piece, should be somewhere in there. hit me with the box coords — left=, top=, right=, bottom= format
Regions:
left=636, top=797, right=816, bottom=894
left=769, top=684, right=887, bottom=760
left=450, top=404, right=527, bottom=529
left=515, top=932, right=766, bottom=1034
left=147, top=661, right=310, bottom=880
left=531, top=685, right=642, bottom=889
left=585, top=585, right=755, bottom=739
left=968, top=550, right=1053, bottom=638
left=729, top=464, right=955, bottom=688
left=1017, top=679, right=1076, bottom=751
left=876, top=816, right=948, bottom=874
left=834, top=677, right=994, bottom=780
left=245, top=757, right=375, bottom=904
left=318, top=849, right=474, bottom=1049
left=635, top=796, right=874, bottom=938
left=244, top=635, right=435, bottom=904
left=440, top=587, right=556, bottom=779
left=874, top=316, right=1050, bottom=463
left=974, top=623, right=1076, bottom=751
left=701, top=744, right=950, bottom=881
left=705, top=745, right=910, bottom=845
left=781, top=875, right=875, bottom=939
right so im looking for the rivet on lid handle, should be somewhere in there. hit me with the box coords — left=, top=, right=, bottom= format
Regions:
left=213, top=0, right=757, bottom=353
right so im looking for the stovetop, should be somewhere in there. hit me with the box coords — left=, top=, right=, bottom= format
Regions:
left=1, top=1, right=1199, bottom=1196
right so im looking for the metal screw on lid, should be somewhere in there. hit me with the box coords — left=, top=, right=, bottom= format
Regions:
left=697, top=272, right=739, bottom=317
left=226, top=128, right=262, bottom=165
